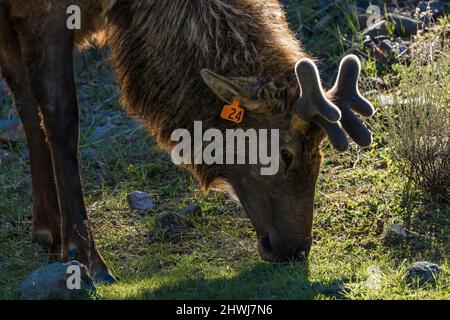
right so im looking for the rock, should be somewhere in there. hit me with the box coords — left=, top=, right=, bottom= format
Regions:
left=383, top=223, right=407, bottom=245
left=418, top=1, right=449, bottom=20
left=127, top=191, right=154, bottom=212
left=387, top=15, right=421, bottom=37
left=406, top=261, right=443, bottom=286
left=0, top=149, right=10, bottom=167
left=365, top=36, right=411, bottom=65
left=388, top=223, right=407, bottom=237
left=178, top=204, right=202, bottom=218
left=361, top=14, right=421, bottom=38
left=0, top=149, right=10, bottom=160
left=379, top=38, right=395, bottom=54
left=20, top=261, right=95, bottom=300
left=358, top=14, right=369, bottom=30
left=0, top=120, right=25, bottom=143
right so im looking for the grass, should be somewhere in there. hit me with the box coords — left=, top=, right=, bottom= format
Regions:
left=0, top=3, right=449, bottom=300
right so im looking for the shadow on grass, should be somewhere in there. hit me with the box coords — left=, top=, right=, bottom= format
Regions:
left=114, top=261, right=348, bottom=300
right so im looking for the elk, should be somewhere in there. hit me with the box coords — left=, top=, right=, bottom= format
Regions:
left=0, top=0, right=375, bottom=283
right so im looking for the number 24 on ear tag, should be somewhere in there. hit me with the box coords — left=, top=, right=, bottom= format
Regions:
left=221, top=99, right=245, bottom=124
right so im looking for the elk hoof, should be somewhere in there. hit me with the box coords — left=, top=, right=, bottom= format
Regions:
left=93, top=268, right=118, bottom=285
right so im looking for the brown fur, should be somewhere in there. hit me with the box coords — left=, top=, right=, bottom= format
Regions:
left=0, top=0, right=330, bottom=273
left=101, top=0, right=308, bottom=184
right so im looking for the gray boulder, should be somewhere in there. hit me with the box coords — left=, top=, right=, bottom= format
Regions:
left=406, top=261, right=443, bottom=286
left=127, top=191, right=154, bottom=212
left=20, top=261, right=95, bottom=300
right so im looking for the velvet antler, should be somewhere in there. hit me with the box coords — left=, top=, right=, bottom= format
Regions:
left=295, top=55, right=375, bottom=151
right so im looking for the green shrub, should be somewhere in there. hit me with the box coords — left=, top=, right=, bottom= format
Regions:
left=380, top=22, right=450, bottom=203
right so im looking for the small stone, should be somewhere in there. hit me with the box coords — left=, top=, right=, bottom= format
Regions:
left=127, top=191, right=154, bottom=212
left=178, top=204, right=202, bottom=218
left=0, top=149, right=9, bottom=156
left=157, top=212, right=181, bottom=228
left=0, top=149, right=10, bottom=160
left=387, top=223, right=407, bottom=238
left=379, top=39, right=394, bottom=52
left=383, top=223, right=407, bottom=245
left=20, top=261, right=95, bottom=300
left=406, top=261, right=443, bottom=286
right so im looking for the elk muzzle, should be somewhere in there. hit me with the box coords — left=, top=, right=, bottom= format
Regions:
left=258, top=231, right=313, bottom=263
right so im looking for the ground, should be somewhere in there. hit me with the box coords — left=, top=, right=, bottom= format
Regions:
left=0, top=1, right=449, bottom=300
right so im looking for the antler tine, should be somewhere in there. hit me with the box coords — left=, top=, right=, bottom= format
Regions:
left=295, top=59, right=342, bottom=123
left=330, top=55, right=375, bottom=117
left=312, top=116, right=349, bottom=152
left=295, top=58, right=350, bottom=151
left=328, top=55, right=375, bottom=147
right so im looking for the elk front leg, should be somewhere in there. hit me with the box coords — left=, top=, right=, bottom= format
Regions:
left=15, top=14, right=115, bottom=284
left=0, top=13, right=61, bottom=260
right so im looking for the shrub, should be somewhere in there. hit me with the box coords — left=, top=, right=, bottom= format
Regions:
left=380, top=22, right=450, bottom=203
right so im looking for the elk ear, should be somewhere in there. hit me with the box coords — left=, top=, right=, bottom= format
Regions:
left=200, top=69, right=259, bottom=109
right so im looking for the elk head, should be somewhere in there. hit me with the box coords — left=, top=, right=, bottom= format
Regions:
left=201, top=55, right=375, bottom=262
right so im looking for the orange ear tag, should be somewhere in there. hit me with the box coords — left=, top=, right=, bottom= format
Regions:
left=221, top=99, right=245, bottom=124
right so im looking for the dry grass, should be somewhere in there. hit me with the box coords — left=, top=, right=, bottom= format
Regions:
left=379, top=22, right=450, bottom=203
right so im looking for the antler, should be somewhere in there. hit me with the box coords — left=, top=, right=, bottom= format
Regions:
left=295, top=55, right=375, bottom=152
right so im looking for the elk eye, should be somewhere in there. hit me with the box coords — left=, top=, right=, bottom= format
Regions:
left=281, top=149, right=293, bottom=169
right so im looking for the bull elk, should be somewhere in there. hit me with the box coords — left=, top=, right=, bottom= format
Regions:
left=0, top=0, right=375, bottom=283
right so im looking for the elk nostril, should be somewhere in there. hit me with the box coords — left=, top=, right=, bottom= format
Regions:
left=260, top=235, right=273, bottom=253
